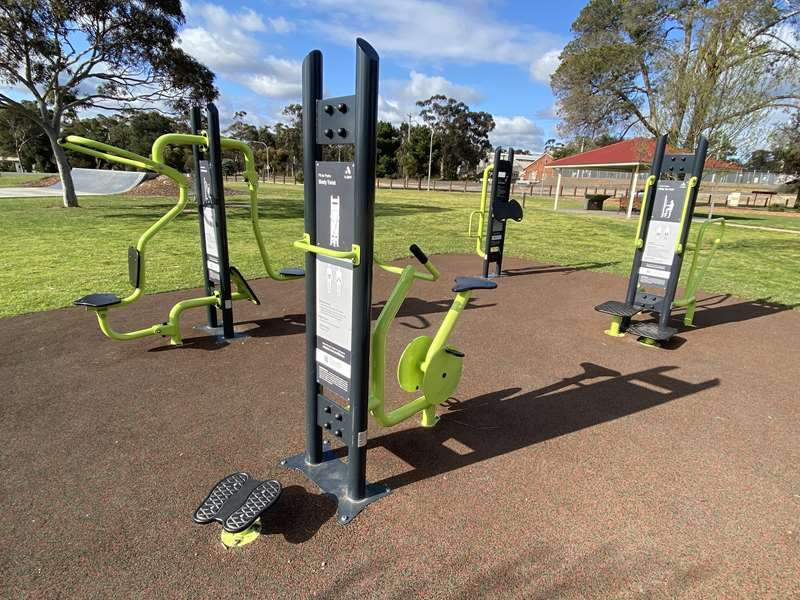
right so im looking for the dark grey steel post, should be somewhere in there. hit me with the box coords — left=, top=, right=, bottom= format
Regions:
left=302, top=50, right=323, bottom=466
left=191, top=107, right=218, bottom=329
left=205, top=104, right=235, bottom=339
left=348, top=38, right=380, bottom=501
left=622, top=134, right=667, bottom=328
left=657, top=135, right=708, bottom=332
left=483, top=147, right=503, bottom=278
left=282, top=39, right=388, bottom=524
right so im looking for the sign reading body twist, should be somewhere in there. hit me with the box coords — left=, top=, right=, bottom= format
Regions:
left=638, top=180, right=686, bottom=288
left=314, top=161, right=356, bottom=401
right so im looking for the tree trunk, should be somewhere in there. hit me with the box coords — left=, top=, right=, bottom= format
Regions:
left=48, top=134, right=78, bottom=208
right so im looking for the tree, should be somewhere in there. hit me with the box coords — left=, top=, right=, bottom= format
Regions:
left=771, top=111, right=800, bottom=175
left=273, top=104, right=303, bottom=177
left=552, top=0, right=800, bottom=148
left=417, top=95, right=495, bottom=179
left=0, top=1, right=216, bottom=207
left=746, top=149, right=779, bottom=171
left=376, top=121, right=401, bottom=177
left=0, top=101, right=51, bottom=170
left=399, top=124, right=438, bottom=178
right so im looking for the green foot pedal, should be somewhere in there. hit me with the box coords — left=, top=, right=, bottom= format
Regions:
left=193, top=472, right=282, bottom=547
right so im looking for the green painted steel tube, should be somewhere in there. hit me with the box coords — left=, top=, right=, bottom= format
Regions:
left=674, top=217, right=725, bottom=323
left=152, top=133, right=301, bottom=281
left=675, top=176, right=699, bottom=254
left=374, top=255, right=439, bottom=281
left=470, top=164, right=494, bottom=258
left=294, top=234, right=361, bottom=265
left=634, top=175, right=657, bottom=248
left=422, top=291, right=469, bottom=369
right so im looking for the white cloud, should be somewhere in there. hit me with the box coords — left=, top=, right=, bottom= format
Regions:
left=177, top=3, right=300, bottom=100
left=379, top=70, right=483, bottom=123
left=529, top=49, right=561, bottom=84
left=489, top=116, right=545, bottom=151
left=305, top=0, right=562, bottom=84
left=267, top=16, right=295, bottom=34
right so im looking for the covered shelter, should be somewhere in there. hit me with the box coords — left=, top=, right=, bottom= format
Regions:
left=548, top=138, right=739, bottom=218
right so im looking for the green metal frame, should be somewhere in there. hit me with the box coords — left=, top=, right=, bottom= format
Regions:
left=368, top=254, right=471, bottom=428
left=61, top=132, right=282, bottom=345
left=467, top=163, right=494, bottom=259
left=674, top=217, right=725, bottom=326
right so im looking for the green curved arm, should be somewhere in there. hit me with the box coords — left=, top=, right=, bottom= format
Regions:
left=674, top=217, right=725, bottom=318
left=634, top=175, right=657, bottom=248
left=60, top=135, right=190, bottom=306
left=151, top=133, right=302, bottom=281
left=374, top=255, right=439, bottom=281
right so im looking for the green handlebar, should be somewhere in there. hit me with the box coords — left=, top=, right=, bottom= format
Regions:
left=294, top=233, right=361, bottom=265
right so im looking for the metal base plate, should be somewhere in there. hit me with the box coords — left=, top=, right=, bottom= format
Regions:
left=280, top=444, right=391, bottom=525
left=193, top=324, right=251, bottom=343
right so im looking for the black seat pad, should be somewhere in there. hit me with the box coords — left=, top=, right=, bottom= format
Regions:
left=74, top=293, right=121, bottom=308
left=280, top=267, right=305, bottom=277
left=493, top=200, right=523, bottom=222
left=452, top=276, right=497, bottom=293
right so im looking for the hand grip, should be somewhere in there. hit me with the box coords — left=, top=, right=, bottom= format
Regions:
left=409, top=244, right=428, bottom=264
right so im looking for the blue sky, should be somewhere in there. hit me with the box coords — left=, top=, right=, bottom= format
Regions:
left=177, top=0, right=588, bottom=152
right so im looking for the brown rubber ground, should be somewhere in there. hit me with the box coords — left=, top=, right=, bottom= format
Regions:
left=1, top=255, right=798, bottom=599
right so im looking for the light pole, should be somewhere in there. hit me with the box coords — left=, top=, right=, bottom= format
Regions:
left=248, top=140, right=270, bottom=180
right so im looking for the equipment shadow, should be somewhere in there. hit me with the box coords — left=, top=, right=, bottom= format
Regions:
left=156, top=296, right=495, bottom=350
left=259, top=485, right=336, bottom=543
left=501, top=261, right=618, bottom=277
left=366, top=362, right=719, bottom=492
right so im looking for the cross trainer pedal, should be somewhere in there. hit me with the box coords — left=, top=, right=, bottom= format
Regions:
left=193, top=472, right=282, bottom=548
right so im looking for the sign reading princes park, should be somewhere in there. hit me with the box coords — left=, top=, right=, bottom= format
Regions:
left=639, top=180, right=686, bottom=288
left=314, top=162, right=356, bottom=401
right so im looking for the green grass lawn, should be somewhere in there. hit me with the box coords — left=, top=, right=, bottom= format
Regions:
left=1, top=182, right=798, bottom=318
left=0, top=173, right=50, bottom=187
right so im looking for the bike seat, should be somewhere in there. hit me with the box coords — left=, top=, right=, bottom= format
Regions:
left=452, top=277, right=497, bottom=293
left=74, top=293, right=121, bottom=308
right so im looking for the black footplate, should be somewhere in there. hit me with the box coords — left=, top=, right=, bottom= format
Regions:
left=193, top=472, right=282, bottom=533
left=452, top=276, right=497, bottom=293
left=280, top=267, right=305, bottom=277
left=74, top=293, right=121, bottom=308
left=627, top=322, right=677, bottom=341
left=594, top=300, right=641, bottom=317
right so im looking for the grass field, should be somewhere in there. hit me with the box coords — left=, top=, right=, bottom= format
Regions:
left=0, top=173, right=49, bottom=187
left=0, top=183, right=798, bottom=318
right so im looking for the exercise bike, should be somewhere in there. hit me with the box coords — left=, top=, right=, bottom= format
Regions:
left=370, top=245, right=496, bottom=427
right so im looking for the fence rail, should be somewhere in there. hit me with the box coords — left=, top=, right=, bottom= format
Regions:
left=224, top=173, right=798, bottom=210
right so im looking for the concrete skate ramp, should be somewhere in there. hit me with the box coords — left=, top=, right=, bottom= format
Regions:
left=0, top=168, right=147, bottom=198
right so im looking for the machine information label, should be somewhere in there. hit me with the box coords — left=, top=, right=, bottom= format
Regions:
left=639, top=180, right=686, bottom=288
left=198, top=160, right=221, bottom=283
left=314, top=162, right=355, bottom=401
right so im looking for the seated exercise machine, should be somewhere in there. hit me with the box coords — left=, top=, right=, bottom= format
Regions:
left=194, top=40, right=496, bottom=545
left=468, top=147, right=523, bottom=277
left=64, top=104, right=303, bottom=346
left=594, top=135, right=725, bottom=346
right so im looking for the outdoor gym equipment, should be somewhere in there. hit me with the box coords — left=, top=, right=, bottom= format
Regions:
left=468, top=147, right=523, bottom=277
left=278, top=39, right=496, bottom=524
left=594, top=134, right=725, bottom=346
left=65, top=103, right=302, bottom=346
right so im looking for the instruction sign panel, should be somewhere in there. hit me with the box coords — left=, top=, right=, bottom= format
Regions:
left=639, top=180, right=686, bottom=288
left=198, top=160, right=221, bottom=283
left=314, top=161, right=355, bottom=401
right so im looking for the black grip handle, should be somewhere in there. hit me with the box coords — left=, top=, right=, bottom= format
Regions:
left=409, top=244, right=428, bottom=264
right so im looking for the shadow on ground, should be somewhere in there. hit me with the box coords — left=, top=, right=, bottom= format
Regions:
left=367, top=362, right=719, bottom=491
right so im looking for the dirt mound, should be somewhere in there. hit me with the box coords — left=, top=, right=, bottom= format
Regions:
left=124, top=174, right=247, bottom=198
left=28, top=175, right=61, bottom=187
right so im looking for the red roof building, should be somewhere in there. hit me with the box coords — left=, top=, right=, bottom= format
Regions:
left=548, top=137, right=740, bottom=217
